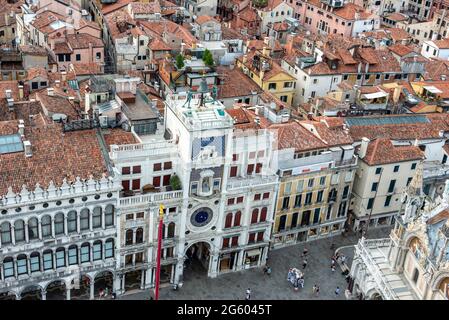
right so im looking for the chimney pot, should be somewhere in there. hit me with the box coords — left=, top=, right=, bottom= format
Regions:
left=359, top=137, right=370, bottom=159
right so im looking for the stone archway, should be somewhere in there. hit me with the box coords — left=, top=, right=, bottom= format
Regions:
left=183, top=241, right=211, bottom=280
left=71, top=275, right=91, bottom=300
left=124, top=270, right=142, bottom=292
left=370, top=292, right=383, bottom=300
left=46, top=280, right=66, bottom=300
left=21, top=285, right=42, bottom=300
left=0, top=291, right=17, bottom=300
left=94, top=271, right=114, bottom=298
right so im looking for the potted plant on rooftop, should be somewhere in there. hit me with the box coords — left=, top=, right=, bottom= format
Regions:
left=169, top=174, right=182, bottom=191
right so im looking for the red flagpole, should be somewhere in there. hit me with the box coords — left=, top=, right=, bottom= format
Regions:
left=154, top=204, right=164, bottom=300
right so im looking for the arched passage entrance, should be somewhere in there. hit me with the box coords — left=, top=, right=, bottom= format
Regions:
left=46, top=280, right=66, bottom=300
left=94, top=271, right=113, bottom=297
left=21, top=285, right=42, bottom=300
left=370, top=292, right=383, bottom=300
left=0, top=291, right=16, bottom=300
left=183, top=242, right=211, bottom=280
left=71, top=275, right=91, bottom=300
left=124, top=270, right=142, bottom=292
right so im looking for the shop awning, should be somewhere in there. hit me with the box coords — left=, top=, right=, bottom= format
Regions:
left=246, top=249, right=261, bottom=257
left=423, top=85, right=443, bottom=94
left=361, top=91, right=388, bottom=99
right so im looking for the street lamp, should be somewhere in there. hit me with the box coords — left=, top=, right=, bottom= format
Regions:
left=154, top=204, right=165, bottom=300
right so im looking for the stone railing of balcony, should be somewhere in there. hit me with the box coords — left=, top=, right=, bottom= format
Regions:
left=227, top=174, right=278, bottom=190
left=119, top=190, right=183, bottom=208
left=109, top=140, right=178, bottom=161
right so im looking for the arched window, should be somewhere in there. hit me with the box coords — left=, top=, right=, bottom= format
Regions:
left=251, top=209, right=259, bottom=224
left=135, top=228, right=144, bottom=243
left=260, top=207, right=268, bottom=222
left=17, top=254, right=28, bottom=275
left=55, top=247, right=65, bottom=268
left=30, top=252, right=40, bottom=273
left=3, top=257, right=14, bottom=278
left=14, top=220, right=25, bottom=243
left=80, top=243, right=90, bottom=263
left=224, top=213, right=233, bottom=228
left=93, top=207, right=102, bottom=229
left=28, top=217, right=38, bottom=240
left=41, top=215, right=52, bottom=238
left=105, top=238, right=114, bottom=258
left=168, top=222, right=175, bottom=238
left=1, top=222, right=12, bottom=244
left=43, top=249, right=53, bottom=270
left=68, top=245, right=78, bottom=265
left=54, top=213, right=64, bottom=235
left=67, top=211, right=77, bottom=233
left=105, top=205, right=114, bottom=227
left=92, top=241, right=102, bottom=261
left=161, top=223, right=166, bottom=239
left=125, top=229, right=133, bottom=245
left=234, top=211, right=241, bottom=227
left=80, top=209, right=89, bottom=231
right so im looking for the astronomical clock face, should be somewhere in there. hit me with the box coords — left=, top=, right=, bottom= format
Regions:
left=190, top=207, right=213, bottom=227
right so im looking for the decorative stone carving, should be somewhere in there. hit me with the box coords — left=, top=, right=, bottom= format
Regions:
left=73, top=177, right=83, bottom=193
left=60, top=178, right=71, bottom=196
left=34, top=183, right=44, bottom=200
left=47, top=180, right=58, bottom=198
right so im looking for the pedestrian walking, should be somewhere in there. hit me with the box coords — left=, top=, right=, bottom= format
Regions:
left=245, top=288, right=251, bottom=300
left=335, top=286, right=340, bottom=295
left=331, top=265, right=336, bottom=272
left=312, top=284, right=317, bottom=294
left=302, top=247, right=309, bottom=257
left=341, top=255, right=346, bottom=264
left=331, top=258, right=336, bottom=266
left=315, top=286, right=320, bottom=296
left=302, top=259, right=308, bottom=269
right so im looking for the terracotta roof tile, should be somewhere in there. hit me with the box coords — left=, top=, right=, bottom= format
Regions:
left=363, top=138, right=424, bottom=165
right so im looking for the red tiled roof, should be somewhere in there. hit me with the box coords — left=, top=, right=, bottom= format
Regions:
left=363, top=138, right=424, bottom=165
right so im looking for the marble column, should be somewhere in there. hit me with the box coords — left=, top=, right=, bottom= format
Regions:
left=66, top=288, right=71, bottom=301
left=90, top=281, right=95, bottom=300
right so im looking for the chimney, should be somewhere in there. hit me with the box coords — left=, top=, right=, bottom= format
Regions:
left=262, top=46, right=269, bottom=56
left=18, top=85, right=24, bottom=100
left=23, top=140, right=32, bottom=157
left=18, top=120, right=25, bottom=137
left=359, top=137, right=370, bottom=159
left=47, top=88, right=54, bottom=96
left=61, top=71, right=67, bottom=82
left=439, top=130, right=445, bottom=138
left=264, top=36, right=270, bottom=46
left=5, top=89, right=12, bottom=99
left=55, top=80, right=61, bottom=88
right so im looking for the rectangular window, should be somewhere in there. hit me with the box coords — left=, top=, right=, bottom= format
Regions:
left=248, top=233, right=256, bottom=243
left=375, top=167, right=382, bottom=174
left=17, top=259, right=27, bottom=275
left=313, top=208, right=321, bottom=224
left=68, top=247, right=78, bottom=265
left=122, top=166, right=131, bottom=175
left=228, top=198, right=235, bottom=205
left=222, top=237, right=230, bottom=248
left=122, top=180, right=130, bottom=191
left=285, top=182, right=292, bottom=194
left=257, top=232, right=264, bottom=242
left=76, top=54, right=81, bottom=61
left=164, top=162, right=172, bottom=170
left=317, top=190, right=324, bottom=203
left=305, top=192, right=313, bottom=205
left=367, top=198, right=375, bottom=210
left=371, top=182, right=378, bottom=192
left=56, top=250, right=65, bottom=268
left=411, top=163, right=417, bottom=170
left=342, top=186, right=349, bottom=199
left=385, top=195, right=392, bottom=207
left=320, top=176, right=326, bottom=185
left=294, top=194, right=302, bottom=207
left=153, top=163, right=162, bottom=171
left=388, top=180, right=396, bottom=193
left=30, top=255, right=40, bottom=272
left=393, top=165, right=400, bottom=172
left=247, top=164, right=254, bottom=175
left=230, top=166, right=238, bottom=177
left=93, top=243, right=102, bottom=261
left=232, top=154, right=238, bottom=161
left=132, top=165, right=141, bottom=174
left=80, top=246, right=90, bottom=263
left=296, top=181, right=304, bottom=192
left=268, top=83, right=277, bottom=90
left=4, top=261, right=14, bottom=277
left=43, top=252, right=53, bottom=270
left=105, top=241, right=114, bottom=258
left=407, top=177, right=413, bottom=186
left=291, top=212, right=299, bottom=228
left=153, top=176, right=161, bottom=187
left=308, top=179, right=314, bottom=188
left=263, top=192, right=270, bottom=199
left=132, top=179, right=141, bottom=190
left=255, top=163, right=263, bottom=173
left=282, top=197, right=290, bottom=210
left=163, top=175, right=171, bottom=186
left=231, top=236, right=238, bottom=247
left=96, top=52, right=101, bottom=59
left=254, top=193, right=261, bottom=201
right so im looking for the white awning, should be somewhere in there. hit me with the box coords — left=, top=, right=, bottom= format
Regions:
left=361, top=91, right=388, bottom=99
left=423, top=85, right=443, bottom=94
left=246, top=249, right=261, bottom=257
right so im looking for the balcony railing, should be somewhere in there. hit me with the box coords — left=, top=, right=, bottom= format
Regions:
left=119, top=190, right=183, bottom=207
left=227, top=175, right=278, bottom=190
left=109, top=141, right=178, bottom=160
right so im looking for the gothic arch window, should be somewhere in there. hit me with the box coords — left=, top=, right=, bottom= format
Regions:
left=80, top=209, right=89, bottom=231
left=251, top=209, right=259, bottom=224
left=225, top=212, right=233, bottom=228
left=14, top=220, right=25, bottom=243
left=125, top=229, right=133, bottom=245
left=41, top=215, right=52, bottom=238
left=54, top=213, right=64, bottom=235
left=234, top=211, right=241, bottom=227
left=92, top=207, right=102, bottom=229
left=67, top=211, right=77, bottom=233
left=0, top=222, right=12, bottom=244
left=135, top=228, right=144, bottom=243
left=28, top=217, right=39, bottom=240
left=260, top=207, right=268, bottom=222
